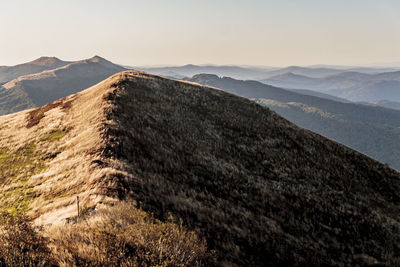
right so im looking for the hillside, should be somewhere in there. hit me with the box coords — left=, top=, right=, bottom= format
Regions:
left=0, top=71, right=399, bottom=266
left=0, top=57, right=70, bottom=84
left=187, top=74, right=400, bottom=170
left=0, top=56, right=125, bottom=115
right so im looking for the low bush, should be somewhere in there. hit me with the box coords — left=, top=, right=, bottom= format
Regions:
left=0, top=213, right=53, bottom=266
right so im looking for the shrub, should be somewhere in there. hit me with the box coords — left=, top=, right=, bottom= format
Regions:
left=0, top=213, right=53, bottom=266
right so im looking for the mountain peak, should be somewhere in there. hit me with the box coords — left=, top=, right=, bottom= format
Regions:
left=88, top=55, right=107, bottom=63
left=28, top=56, right=63, bottom=66
left=191, top=73, right=219, bottom=80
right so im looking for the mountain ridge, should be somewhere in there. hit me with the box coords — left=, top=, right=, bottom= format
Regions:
left=262, top=70, right=400, bottom=102
left=0, top=56, right=126, bottom=115
left=0, top=57, right=71, bottom=84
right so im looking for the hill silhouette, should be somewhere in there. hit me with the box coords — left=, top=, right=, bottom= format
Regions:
left=0, top=57, right=70, bottom=84
left=0, top=56, right=125, bottom=115
left=0, top=71, right=398, bottom=265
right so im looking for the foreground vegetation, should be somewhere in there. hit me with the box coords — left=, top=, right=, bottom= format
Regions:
left=0, top=202, right=211, bottom=266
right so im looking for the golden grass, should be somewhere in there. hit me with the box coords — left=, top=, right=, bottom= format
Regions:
left=0, top=202, right=212, bottom=266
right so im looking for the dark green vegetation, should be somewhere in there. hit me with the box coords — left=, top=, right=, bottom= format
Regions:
left=188, top=74, right=400, bottom=170
left=95, top=72, right=399, bottom=266
left=0, top=56, right=125, bottom=115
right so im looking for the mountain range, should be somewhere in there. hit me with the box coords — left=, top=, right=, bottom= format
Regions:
left=187, top=74, right=400, bottom=170
left=137, top=64, right=399, bottom=81
left=0, top=70, right=399, bottom=266
left=262, top=70, right=400, bottom=102
left=136, top=64, right=275, bottom=80
left=137, top=64, right=400, bottom=105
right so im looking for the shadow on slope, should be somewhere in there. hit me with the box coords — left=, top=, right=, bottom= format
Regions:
left=96, top=71, right=400, bottom=266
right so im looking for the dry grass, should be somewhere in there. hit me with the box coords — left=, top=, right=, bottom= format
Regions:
left=0, top=202, right=212, bottom=266
left=26, top=99, right=73, bottom=128
left=0, top=213, right=53, bottom=266
left=47, top=202, right=211, bottom=266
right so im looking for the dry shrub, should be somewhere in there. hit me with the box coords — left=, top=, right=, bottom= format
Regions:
left=0, top=213, right=53, bottom=266
left=47, top=202, right=212, bottom=266
left=0, top=203, right=211, bottom=266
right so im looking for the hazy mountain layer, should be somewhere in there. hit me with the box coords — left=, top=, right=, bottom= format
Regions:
left=139, top=64, right=399, bottom=82
left=136, top=64, right=274, bottom=80
left=262, top=70, right=400, bottom=102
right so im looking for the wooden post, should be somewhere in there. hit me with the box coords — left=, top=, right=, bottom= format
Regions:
left=77, top=196, right=80, bottom=218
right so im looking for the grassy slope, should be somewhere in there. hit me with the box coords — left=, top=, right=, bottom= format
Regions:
left=0, top=76, right=129, bottom=225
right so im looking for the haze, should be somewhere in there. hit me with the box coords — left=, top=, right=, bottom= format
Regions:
left=1, top=0, right=399, bottom=67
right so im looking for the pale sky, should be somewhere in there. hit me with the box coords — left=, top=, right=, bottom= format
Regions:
left=1, top=0, right=399, bottom=67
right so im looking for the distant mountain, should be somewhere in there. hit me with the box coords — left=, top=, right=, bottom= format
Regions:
left=264, top=72, right=320, bottom=89
left=347, top=67, right=400, bottom=74
left=1, top=71, right=399, bottom=266
left=0, top=57, right=70, bottom=84
left=136, top=64, right=275, bottom=80
left=138, top=64, right=398, bottom=86
left=0, top=56, right=125, bottom=115
left=187, top=74, right=400, bottom=170
left=262, top=70, right=400, bottom=102
left=308, top=65, right=400, bottom=73
left=259, top=66, right=345, bottom=78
